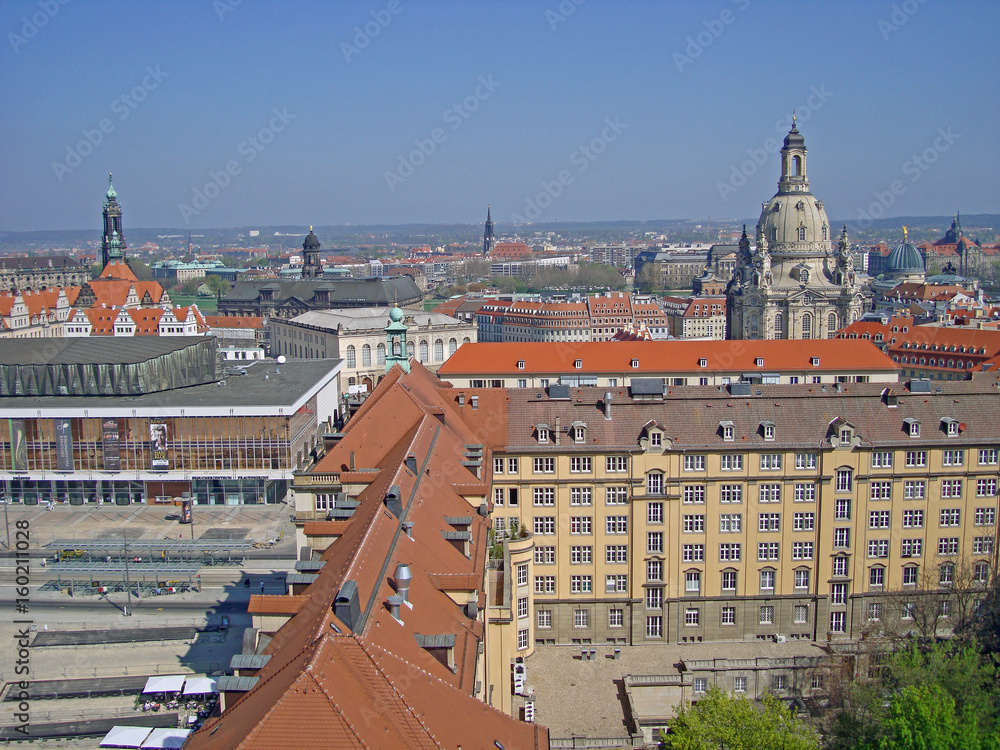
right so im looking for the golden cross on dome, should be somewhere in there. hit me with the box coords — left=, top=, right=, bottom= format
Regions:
left=902, top=226, right=908, bottom=241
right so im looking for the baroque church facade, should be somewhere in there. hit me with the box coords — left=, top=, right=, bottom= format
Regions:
left=727, top=122, right=870, bottom=340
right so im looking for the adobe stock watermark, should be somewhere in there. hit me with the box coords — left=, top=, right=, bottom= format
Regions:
left=878, top=0, right=929, bottom=40
left=673, top=0, right=750, bottom=73
left=178, top=107, right=296, bottom=224
left=341, top=0, right=404, bottom=63
left=852, top=126, right=960, bottom=230
left=715, top=84, right=832, bottom=202
left=509, top=116, right=627, bottom=224
left=546, top=0, right=585, bottom=30
left=214, top=0, right=243, bottom=22
left=384, top=74, right=500, bottom=192
left=51, top=66, right=169, bottom=182
left=7, top=0, right=70, bottom=54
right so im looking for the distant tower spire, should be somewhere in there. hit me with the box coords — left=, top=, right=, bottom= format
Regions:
left=483, top=206, right=495, bottom=256
left=101, top=173, right=127, bottom=268
left=302, top=226, right=322, bottom=278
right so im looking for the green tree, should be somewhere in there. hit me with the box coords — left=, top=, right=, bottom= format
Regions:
left=202, top=274, right=231, bottom=296
left=660, top=688, right=818, bottom=750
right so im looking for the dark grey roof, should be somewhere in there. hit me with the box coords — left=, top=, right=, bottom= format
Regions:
left=0, top=255, right=85, bottom=270
left=223, top=277, right=421, bottom=304
left=504, top=375, right=1000, bottom=452
left=0, top=336, right=205, bottom=366
left=630, top=378, right=665, bottom=396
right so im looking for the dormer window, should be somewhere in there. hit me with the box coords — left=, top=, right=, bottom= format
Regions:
left=811, top=357, right=820, bottom=366
left=699, top=358, right=707, bottom=368
left=839, top=427, right=852, bottom=444
left=903, top=418, right=920, bottom=438
left=755, top=357, right=764, bottom=367
left=537, top=425, right=550, bottom=444
left=571, top=422, right=587, bottom=444
left=761, top=421, right=775, bottom=441
left=650, top=432, right=661, bottom=448
left=720, top=421, right=735, bottom=442
left=574, top=359, right=582, bottom=369
left=941, top=418, right=960, bottom=437
left=517, top=360, right=525, bottom=369
left=631, top=359, right=639, bottom=368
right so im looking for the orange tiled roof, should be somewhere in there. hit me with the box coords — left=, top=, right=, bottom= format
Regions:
left=302, top=520, right=352, bottom=537
left=204, top=315, right=267, bottom=328
left=248, top=595, right=310, bottom=616
left=99, top=260, right=138, bottom=281
left=439, top=339, right=899, bottom=376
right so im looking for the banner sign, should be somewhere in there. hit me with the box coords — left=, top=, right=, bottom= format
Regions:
left=55, top=418, right=73, bottom=471
left=9, top=419, right=27, bottom=472
left=102, top=418, right=121, bottom=472
left=150, top=422, right=169, bottom=470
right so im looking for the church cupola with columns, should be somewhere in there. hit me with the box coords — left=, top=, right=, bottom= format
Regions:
left=302, top=227, right=323, bottom=278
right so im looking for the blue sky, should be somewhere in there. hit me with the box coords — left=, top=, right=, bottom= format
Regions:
left=1, top=0, right=997, bottom=231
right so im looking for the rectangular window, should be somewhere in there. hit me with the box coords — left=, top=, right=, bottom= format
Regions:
left=870, top=481, right=893, bottom=501
left=902, top=509, right=924, bottom=528
left=645, top=616, right=662, bottom=638
left=720, top=454, right=744, bottom=471
left=942, top=449, right=964, bottom=466
left=903, top=566, right=918, bottom=585
left=493, top=487, right=505, bottom=506
left=684, top=454, right=706, bottom=471
left=647, top=532, right=663, bottom=553
left=609, top=609, right=623, bottom=628
left=574, top=609, right=589, bottom=628
left=570, top=516, right=592, bottom=535
left=867, top=539, right=889, bottom=558
left=794, top=483, right=816, bottom=502
left=517, top=563, right=528, bottom=586
left=534, top=516, right=556, bottom=535
left=517, top=596, right=529, bottom=619
left=835, top=498, right=851, bottom=520
left=793, top=512, right=815, bottom=531
left=759, top=484, right=781, bottom=503
left=758, top=512, right=781, bottom=532
left=685, top=609, right=701, bottom=627
left=534, top=546, right=555, bottom=564
left=794, top=605, right=809, bottom=623
left=901, top=538, right=923, bottom=557
left=570, top=456, right=592, bottom=473
left=720, top=513, right=742, bottom=532
left=570, top=546, right=592, bottom=564
left=494, top=457, right=504, bottom=474
left=719, top=543, right=742, bottom=561
left=570, top=575, right=593, bottom=594
left=871, top=451, right=893, bottom=468
left=795, top=452, right=817, bottom=470
left=834, top=528, right=851, bottom=548
left=537, top=610, right=552, bottom=628
left=868, top=602, right=883, bottom=621
left=941, top=480, right=963, bottom=499
left=973, top=537, right=995, bottom=555
left=757, top=542, right=780, bottom=561
left=533, top=576, right=555, bottom=594
left=533, top=487, right=555, bottom=506
left=978, top=448, right=998, bottom=465
left=760, top=453, right=783, bottom=470
left=606, top=574, right=627, bottom=592
left=685, top=571, right=701, bottom=592
left=795, top=569, right=810, bottom=589
left=683, top=485, right=706, bottom=504
left=647, top=560, right=663, bottom=581
left=975, top=507, right=996, bottom=525
left=759, top=605, right=774, bottom=624
left=646, top=587, right=663, bottom=609
left=606, top=456, right=628, bottom=473
left=606, top=545, right=628, bottom=564
left=869, top=510, right=891, bottom=529
left=836, top=469, right=853, bottom=492
left=720, top=484, right=743, bottom=504
left=939, top=508, right=961, bottom=527
left=833, top=557, right=849, bottom=577
left=683, top=514, right=705, bottom=533
left=533, top=457, right=554, bottom=474
left=977, top=480, right=998, bottom=499
left=904, top=480, right=926, bottom=499
left=518, top=629, right=529, bottom=650
left=869, top=567, right=884, bottom=587
left=905, top=450, right=927, bottom=467
left=508, top=458, right=519, bottom=473
left=830, top=611, right=846, bottom=633
left=722, top=606, right=737, bottom=626
left=569, top=486, right=593, bottom=506
left=938, top=537, right=959, bottom=555
left=647, top=501, right=663, bottom=524
left=606, top=516, right=627, bottom=535
left=606, top=486, right=629, bottom=505
left=682, top=544, right=704, bottom=563
left=647, top=473, right=664, bottom=495
left=721, top=570, right=737, bottom=590
left=792, top=541, right=814, bottom=560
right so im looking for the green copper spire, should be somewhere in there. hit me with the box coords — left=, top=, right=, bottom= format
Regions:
left=106, top=172, right=117, bottom=201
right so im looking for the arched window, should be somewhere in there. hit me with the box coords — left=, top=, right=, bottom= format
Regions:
left=801, top=313, right=812, bottom=339
left=361, top=344, right=371, bottom=367
left=773, top=313, right=783, bottom=339
left=770, top=227, right=777, bottom=243
left=376, top=343, right=386, bottom=366
left=748, top=312, right=760, bottom=338
left=792, top=155, right=802, bottom=176
left=462, top=336, right=470, bottom=345
left=419, top=340, right=428, bottom=362
left=345, top=345, right=356, bottom=368
left=392, top=338, right=402, bottom=356
left=448, top=338, right=457, bottom=356
left=434, top=339, right=444, bottom=361
left=406, top=340, right=415, bottom=358
left=822, top=224, right=828, bottom=240
left=798, top=225, right=807, bottom=241
left=828, top=313, right=838, bottom=337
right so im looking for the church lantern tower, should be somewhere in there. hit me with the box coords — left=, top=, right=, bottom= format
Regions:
left=101, top=173, right=128, bottom=267
left=483, top=206, right=495, bottom=256
left=385, top=306, right=410, bottom=373
left=302, top=227, right=323, bottom=278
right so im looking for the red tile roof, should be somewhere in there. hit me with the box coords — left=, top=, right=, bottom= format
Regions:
left=204, top=315, right=267, bottom=329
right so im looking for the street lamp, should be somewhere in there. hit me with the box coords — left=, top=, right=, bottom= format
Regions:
left=2, top=497, right=10, bottom=550
left=122, top=529, right=133, bottom=616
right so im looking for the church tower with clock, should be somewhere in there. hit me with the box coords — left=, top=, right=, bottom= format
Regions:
left=726, top=121, right=869, bottom=340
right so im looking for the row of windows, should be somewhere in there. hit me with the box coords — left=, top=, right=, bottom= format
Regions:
left=343, top=337, right=467, bottom=368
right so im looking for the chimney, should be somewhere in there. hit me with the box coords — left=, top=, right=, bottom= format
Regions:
left=464, top=600, right=478, bottom=619
left=402, top=521, right=414, bottom=538
left=349, top=450, right=355, bottom=470
left=387, top=594, right=404, bottom=621
left=554, top=416, right=561, bottom=445
left=603, top=391, right=613, bottom=420
left=405, top=454, right=417, bottom=474
left=394, top=563, right=412, bottom=603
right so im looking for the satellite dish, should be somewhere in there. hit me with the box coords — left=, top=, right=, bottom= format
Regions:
left=277, top=355, right=287, bottom=364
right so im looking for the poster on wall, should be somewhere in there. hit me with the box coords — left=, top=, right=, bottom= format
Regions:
left=9, top=418, right=27, bottom=472
left=150, top=422, right=169, bottom=469
left=55, top=418, right=73, bottom=472
left=102, top=418, right=121, bottom=472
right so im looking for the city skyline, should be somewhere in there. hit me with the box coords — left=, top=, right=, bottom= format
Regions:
left=1, top=0, right=998, bottom=232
